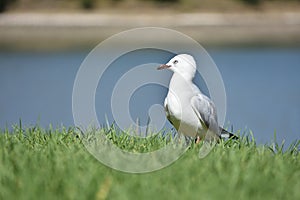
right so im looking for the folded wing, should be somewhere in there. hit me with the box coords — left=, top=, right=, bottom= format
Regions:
left=190, top=93, right=220, bottom=137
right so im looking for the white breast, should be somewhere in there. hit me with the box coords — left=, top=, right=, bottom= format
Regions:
left=165, top=91, right=203, bottom=138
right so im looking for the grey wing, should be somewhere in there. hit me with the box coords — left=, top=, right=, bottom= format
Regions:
left=190, top=94, right=220, bottom=136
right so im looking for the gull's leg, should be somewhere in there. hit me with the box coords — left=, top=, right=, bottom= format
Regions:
left=195, top=136, right=201, bottom=144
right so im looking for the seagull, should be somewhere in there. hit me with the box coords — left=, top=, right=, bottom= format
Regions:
left=157, top=54, right=237, bottom=143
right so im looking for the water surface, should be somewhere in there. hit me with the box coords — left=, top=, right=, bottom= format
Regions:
left=1, top=46, right=299, bottom=145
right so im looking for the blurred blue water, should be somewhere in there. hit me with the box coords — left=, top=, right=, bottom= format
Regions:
left=0, top=46, right=299, bottom=145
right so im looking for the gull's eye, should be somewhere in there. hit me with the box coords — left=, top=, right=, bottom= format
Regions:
left=173, top=60, right=178, bottom=64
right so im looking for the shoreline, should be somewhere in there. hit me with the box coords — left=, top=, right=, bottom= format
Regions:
left=1, top=12, right=300, bottom=50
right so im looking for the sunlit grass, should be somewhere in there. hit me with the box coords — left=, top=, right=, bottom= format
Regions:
left=0, top=125, right=299, bottom=200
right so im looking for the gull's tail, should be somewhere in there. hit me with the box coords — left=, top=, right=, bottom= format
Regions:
left=220, top=128, right=239, bottom=140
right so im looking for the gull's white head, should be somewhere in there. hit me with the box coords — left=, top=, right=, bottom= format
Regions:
left=157, top=54, right=197, bottom=80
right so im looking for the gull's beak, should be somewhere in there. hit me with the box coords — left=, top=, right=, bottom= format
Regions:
left=157, top=64, right=171, bottom=70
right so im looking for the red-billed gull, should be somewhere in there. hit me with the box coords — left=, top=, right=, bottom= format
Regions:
left=157, top=54, right=237, bottom=143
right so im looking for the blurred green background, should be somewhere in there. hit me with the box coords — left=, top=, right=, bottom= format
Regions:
left=0, top=1, right=299, bottom=200
left=1, top=0, right=300, bottom=50
left=1, top=0, right=300, bottom=12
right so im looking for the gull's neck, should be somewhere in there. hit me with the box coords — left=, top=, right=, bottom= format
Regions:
left=170, top=72, right=193, bottom=83
left=169, top=72, right=194, bottom=94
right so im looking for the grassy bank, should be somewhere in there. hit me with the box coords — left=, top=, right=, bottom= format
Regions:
left=0, top=125, right=299, bottom=200
left=2, top=0, right=300, bottom=13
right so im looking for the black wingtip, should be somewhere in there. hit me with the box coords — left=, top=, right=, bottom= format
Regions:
left=220, top=128, right=239, bottom=140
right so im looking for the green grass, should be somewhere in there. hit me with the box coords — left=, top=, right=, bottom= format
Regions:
left=0, top=125, right=299, bottom=200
